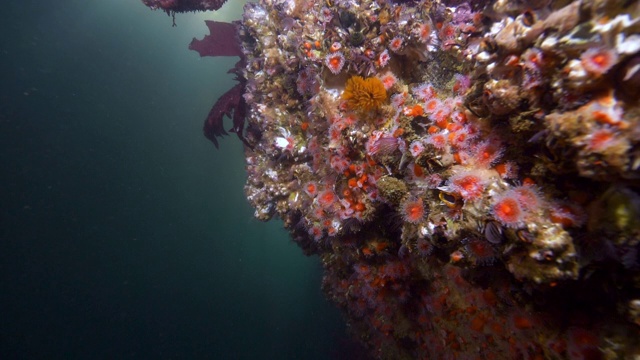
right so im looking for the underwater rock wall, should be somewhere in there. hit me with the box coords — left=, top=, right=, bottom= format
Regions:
left=238, top=0, right=640, bottom=358
left=143, top=0, right=640, bottom=358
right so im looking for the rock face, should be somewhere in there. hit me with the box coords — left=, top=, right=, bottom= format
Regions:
left=237, top=0, right=640, bottom=357
left=147, top=0, right=640, bottom=358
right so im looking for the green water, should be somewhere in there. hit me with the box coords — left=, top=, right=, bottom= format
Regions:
left=0, top=1, right=356, bottom=358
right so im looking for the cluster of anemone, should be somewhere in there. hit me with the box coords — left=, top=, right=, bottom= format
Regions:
left=237, top=0, right=640, bottom=358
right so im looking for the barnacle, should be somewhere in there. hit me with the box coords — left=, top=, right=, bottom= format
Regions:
left=348, top=29, right=366, bottom=47
left=341, top=76, right=387, bottom=113
left=339, top=10, right=357, bottom=29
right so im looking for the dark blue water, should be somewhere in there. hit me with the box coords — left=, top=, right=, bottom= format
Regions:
left=0, top=1, right=357, bottom=358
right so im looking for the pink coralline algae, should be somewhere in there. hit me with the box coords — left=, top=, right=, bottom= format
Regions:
left=141, top=2, right=248, bottom=148
left=189, top=21, right=242, bottom=58
left=144, top=0, right=640, bottom=358
left=203, top=82, right=247, bottom=149
left=187, top=20, right=249, bottom=148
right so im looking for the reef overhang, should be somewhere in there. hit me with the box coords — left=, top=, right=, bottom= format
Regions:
left=144, top=0, right=640, bottom=358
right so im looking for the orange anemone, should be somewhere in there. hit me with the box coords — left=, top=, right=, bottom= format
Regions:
left=342, top=76, right=387, bottom=113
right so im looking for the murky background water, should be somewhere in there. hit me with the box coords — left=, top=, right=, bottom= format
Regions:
left=0, top=1, right=356, bottom=358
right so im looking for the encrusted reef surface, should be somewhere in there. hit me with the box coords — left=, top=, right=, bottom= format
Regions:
left=218, top=0, right=640, bottom=358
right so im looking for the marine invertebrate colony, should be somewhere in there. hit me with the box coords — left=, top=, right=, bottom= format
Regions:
left=144, top=0, right=640, bottom=358
left=342, top=76, right=387, bottom=114
left=143, top=0, right=228, bottom=14
left=143, top=0, right=229, bottom=25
